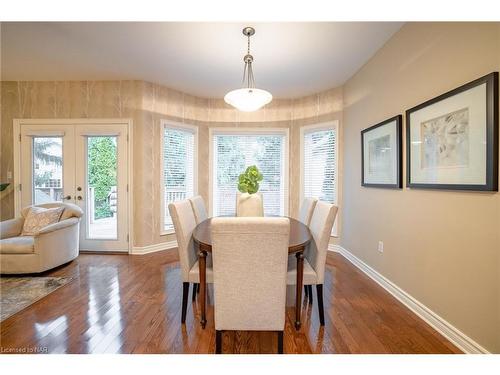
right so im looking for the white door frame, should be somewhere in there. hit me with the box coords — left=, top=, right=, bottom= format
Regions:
left=13, top=118, right=134, bottom=253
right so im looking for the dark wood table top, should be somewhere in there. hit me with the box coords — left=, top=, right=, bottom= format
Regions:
left=192, top=216, right=311, bottom=253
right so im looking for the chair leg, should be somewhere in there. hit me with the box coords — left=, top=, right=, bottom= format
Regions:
left=277, top=331, right=284, bottom=354
left=181, top=282, right=189, bottom=324
left=216, top=330, right=222, bottom=354
left=192, top=283, right=198, bottom=301
left=307, top=285, right=313, bottom=305
left=316, top=284, right=325, bottom=326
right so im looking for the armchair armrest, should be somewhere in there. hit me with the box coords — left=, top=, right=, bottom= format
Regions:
left=0, top=217, right=24, bottom=239
left=37, top=217, right=80, bottom=235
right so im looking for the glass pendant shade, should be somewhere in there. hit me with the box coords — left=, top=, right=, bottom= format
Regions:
left=224, top=27, right=272, bottom=112
left=224, top=88, right=273, bottom=112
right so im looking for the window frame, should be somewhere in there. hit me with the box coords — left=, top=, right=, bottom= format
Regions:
left=160, top=120, right=198, bottom=235
left=300, top=121, right=339, bottom=236
left=208, top=127, right=290, bottom=217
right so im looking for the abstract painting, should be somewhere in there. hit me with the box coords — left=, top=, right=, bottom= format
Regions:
left=406, top=72, right=498, bottom=191
left=421, top=107, right=469, bottom=169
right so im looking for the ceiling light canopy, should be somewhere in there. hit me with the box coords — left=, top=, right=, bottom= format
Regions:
left=224, top=27, right=272, bottom=112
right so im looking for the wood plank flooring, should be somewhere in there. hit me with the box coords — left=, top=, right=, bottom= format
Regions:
left=0, top=250, right=461, bottom=354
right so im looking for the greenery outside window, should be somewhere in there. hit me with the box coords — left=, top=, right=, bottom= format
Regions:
left=210, top=129, right=289, bottom=217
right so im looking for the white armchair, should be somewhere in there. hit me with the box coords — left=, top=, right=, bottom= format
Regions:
left=0, top=203, right=83, bottom=274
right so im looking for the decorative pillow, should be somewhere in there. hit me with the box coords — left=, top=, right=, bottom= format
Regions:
left=21, top=206, right=65, bottom=236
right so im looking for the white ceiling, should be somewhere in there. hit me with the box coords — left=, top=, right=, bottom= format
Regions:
left=1, top=22, right=403, bottom=98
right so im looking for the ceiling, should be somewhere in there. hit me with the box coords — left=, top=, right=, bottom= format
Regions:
left=1, top=22, right=403, bottom=99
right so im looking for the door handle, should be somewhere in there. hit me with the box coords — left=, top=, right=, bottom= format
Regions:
left=64, top=195, right=72, bottom=200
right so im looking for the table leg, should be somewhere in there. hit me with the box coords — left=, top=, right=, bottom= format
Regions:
left=198, top=246, right=207, bottom=329
left=295, top=250, right=304, bottom=330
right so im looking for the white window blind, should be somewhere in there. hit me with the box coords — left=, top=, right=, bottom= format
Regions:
left=212, top=132, right=287, bottom=217
left=303, top=128, right=337, bottom=204
left=163, top=126, right=195, bottom=231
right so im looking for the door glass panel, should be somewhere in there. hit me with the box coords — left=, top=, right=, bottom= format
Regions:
left=86, top=136, right=118, bottom=240
left=33, top=137, right=63, bottom=205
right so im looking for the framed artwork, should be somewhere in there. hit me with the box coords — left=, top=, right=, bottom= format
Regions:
left=361, top=115, right=402, bottom=188
left=406, top=72, right=498, bottom=191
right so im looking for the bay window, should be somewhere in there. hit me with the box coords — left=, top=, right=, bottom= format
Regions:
left=211, top=129, right=288, bottom=217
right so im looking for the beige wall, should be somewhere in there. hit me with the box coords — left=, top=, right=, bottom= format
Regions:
left=341, top=22, right=500, bottom=352
left=0, top=80, right=342, bottom=246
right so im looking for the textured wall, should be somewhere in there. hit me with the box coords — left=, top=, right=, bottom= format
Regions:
left=0, top=80, right=343, bottom=246
left=0, top=80, right=143, bottom=220
left=342, top=22, right=500, bottom=352
left=139, top=82, right=208, bottom=245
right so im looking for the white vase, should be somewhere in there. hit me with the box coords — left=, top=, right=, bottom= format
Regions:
left=236, top=192, right=264, bottom=217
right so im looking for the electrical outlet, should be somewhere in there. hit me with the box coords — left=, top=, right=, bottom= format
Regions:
left=378, top=241, right=384, bottom=253
left=7, top=171, right=12, bottom=179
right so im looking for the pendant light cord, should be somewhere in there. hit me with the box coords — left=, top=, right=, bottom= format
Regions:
left=248, top=61, right=255, bottom=89
left=242, top=58, right=248, bottom=87
left=241, top=33, right=255, bottom=89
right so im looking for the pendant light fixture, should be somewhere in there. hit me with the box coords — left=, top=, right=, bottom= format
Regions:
left=224, top=27, right=272, bottom=112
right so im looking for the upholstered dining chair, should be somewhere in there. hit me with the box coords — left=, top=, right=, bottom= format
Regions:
left=211, top=217, right=290, bottom=354
left=189, top=195, right=208, bottom=224
left=298, top=197, right=318, bottom=226
left=287, top=201, right=338, bottom=326
left=168, top=200, right=213, bottom=324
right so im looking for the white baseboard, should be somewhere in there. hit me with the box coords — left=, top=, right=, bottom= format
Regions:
left=131, top=240, right=178, bottom=255
left=328, top=244, right=490, bottom=354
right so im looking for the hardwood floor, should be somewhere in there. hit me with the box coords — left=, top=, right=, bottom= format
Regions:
left=0, top=250, right=461, bottom=354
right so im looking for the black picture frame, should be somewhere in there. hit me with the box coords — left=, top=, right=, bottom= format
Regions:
left=361, top=115, right=403, bottom=189
left=406, top=72, right=498, bottom=191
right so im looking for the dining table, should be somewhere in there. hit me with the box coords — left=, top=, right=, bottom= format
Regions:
left=192, top=216, right=311, bottom=331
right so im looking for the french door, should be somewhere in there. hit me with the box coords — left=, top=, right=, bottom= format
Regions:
left=19, top=121, right=129, bottom=252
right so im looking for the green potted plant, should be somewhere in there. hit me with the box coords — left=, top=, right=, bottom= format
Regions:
left=236, top=165, right=264, bottom=217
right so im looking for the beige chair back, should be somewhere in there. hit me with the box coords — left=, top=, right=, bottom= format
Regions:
left=21, top=202, right=83, bottom=221
left=298, top=197, right=317, bottom=226
left=211, top=217, right=290, bottom=331
left=189, top=195, right=208, bottom=224
left=236, top=192, right=264, bottom=217
left=168, top=200, right=198, bottom=282
left=306, top=202, right=338, bottom=284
